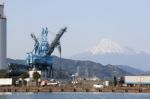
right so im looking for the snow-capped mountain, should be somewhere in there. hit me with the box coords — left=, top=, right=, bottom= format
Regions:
left=71, top=39, right=150, bottom=71
left=89, top=39, right=135, bottom=55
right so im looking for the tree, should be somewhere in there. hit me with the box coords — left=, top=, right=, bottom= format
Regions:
left=119, top=76, right=124, bottom=86
left=114, top=76, right=117, bottom=87
left=33, top=71, right=41, bottom=86
left=19, top=72, right=29, bottom=86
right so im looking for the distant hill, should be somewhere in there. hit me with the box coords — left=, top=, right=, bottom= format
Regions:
left=7, top=56, right=135, bottom=79
left=53, top=56, right=133, bottom=79
left=7, top=58, right=26, bottom=65
left=117, top=65, right=150, bottom=76
left=117, top=65, right=145, bottom=75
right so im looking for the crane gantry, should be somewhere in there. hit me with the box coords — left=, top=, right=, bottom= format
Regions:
left=26, top=27, right=67, bottom=78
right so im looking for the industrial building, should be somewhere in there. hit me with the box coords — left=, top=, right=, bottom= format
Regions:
left=124, top=76, right=150, bottom=87
left=0, top=4, right=7, bottom=70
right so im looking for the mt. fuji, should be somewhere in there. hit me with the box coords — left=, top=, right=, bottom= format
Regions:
left=71, top=39, right=150, bottom=71
left=89, top=39, right=135, bottom=55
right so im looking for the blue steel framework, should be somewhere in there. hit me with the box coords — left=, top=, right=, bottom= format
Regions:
left=26, top=27, right=67, bottom=78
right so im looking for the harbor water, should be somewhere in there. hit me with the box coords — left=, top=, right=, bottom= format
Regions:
left=0, top=92, right=150, bottom=99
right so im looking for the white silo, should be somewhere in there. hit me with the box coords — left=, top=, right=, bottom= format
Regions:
left=0, top=4, right=7, bottom=70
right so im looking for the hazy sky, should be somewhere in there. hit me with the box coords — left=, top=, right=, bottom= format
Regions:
left=3, top=0, right=150, bottom=59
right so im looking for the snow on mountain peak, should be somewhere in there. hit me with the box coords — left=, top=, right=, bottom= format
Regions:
left=89, top=38, right=135, bottom=55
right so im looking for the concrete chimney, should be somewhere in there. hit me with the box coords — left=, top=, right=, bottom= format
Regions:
left=0, top=4, right=7, bottom=70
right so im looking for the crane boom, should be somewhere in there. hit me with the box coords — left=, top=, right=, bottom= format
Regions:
left=47, top=27, right=67, bottom=55
left=31, top=33, right=38, bottom=43
left=31, top=33, right=39, bottom=53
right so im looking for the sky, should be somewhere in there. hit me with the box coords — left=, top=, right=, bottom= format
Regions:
left=2, top=0, right=150, bottom=59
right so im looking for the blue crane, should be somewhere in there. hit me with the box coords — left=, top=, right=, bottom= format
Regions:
left=26, top=27, right=67, bottom=78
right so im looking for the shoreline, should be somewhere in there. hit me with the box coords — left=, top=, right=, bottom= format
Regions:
left=0, top=86, right=150, bottom=93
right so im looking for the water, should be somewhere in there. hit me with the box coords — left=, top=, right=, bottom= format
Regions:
left=0, top=92, right=150, bottom=99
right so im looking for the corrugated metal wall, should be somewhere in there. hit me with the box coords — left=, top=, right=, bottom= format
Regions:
left=125, top=76, right=150, bottom=84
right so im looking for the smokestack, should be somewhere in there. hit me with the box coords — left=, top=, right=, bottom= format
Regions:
left=0, top=4, right=7, bottom=70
